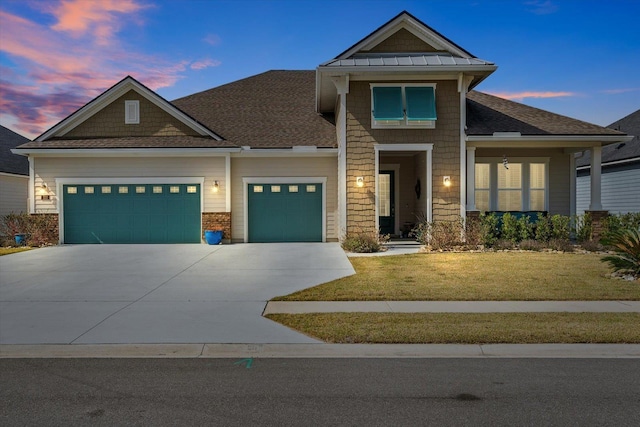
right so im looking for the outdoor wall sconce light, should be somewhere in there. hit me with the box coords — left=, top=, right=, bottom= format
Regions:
left=38, top=183, right=50, bottom=200
left=356, top=176, right=364, bottom=188
left=443, top=176, right=452, bottom=187
left=212, top=180, right=220, bottom=193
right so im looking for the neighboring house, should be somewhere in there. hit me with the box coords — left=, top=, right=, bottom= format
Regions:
left=0, top=125, right=29, bottom=216
left=576, top=109, right=640, bottom=214
left=13, top=11, right=631, bottom=244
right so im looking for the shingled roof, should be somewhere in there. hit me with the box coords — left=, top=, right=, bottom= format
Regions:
left=0, top=125, right=29, bottom=175
left=466, top=91, right=623, bottom=136
left=18, top=136, right=235, bottom=150
left=173, top=70, right=337, bottom=148
left=576, top=109, right=640, bottom=167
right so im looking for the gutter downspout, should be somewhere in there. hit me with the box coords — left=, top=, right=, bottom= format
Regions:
left=28, top=157, right=35, bottom=213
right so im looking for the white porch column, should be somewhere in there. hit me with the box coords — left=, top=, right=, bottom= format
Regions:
left=28, top=156, right=35, bottom=213
left=426, top=148, right=433, bottom=223
left=331, top=75, right=349, bottom=239
left=569, top=152, right=576, bottom=217
left=466, top=147, right=476, bottom=211
left=589, top=146, right=603, bottom=211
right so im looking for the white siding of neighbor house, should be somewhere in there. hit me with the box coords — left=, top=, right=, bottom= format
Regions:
left=231, top=156, right=338, bottom=241
left=31, top=156, right=227, bottom=213
left=576, top=167, right=640, bottom=214
left=474, top=148, right=571, bottom=215
left=0, top=174, right=29, bottom=215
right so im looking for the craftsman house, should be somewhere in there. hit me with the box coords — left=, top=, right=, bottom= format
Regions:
left=13, top=11, right=631, bottom=244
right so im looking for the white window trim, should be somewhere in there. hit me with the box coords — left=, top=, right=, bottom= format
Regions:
left=55, top=177, right=204, bottom=244
left=370, top=83, right=436, bottom=129
left=476, top=157, right=549, bottom=211
left=125, top=100, right=140, bottom=124
left=242, top=177, right=327, bottom=243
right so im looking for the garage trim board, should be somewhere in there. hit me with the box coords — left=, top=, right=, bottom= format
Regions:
left=243, top=177, right=327, bottom=243
left=57, top=177, right=204, bottom=244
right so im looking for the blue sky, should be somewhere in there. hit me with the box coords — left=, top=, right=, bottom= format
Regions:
left=1, top=0, right=638, bottom=138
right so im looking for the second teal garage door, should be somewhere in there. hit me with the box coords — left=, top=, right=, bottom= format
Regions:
left=248, top=183, right=322, bottom=242
left=63, top=184, right=201, bottom=244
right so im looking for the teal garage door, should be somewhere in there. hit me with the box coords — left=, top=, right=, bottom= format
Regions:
left=248, top=183, right=322, bottom=242
left=63, top=184, right=201, bottom=244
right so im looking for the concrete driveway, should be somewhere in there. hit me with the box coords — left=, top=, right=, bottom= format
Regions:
left=0, top=243, right=355, bottom=344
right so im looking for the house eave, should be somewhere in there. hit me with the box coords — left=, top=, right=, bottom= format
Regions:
left=11, top=148, right=240, bottom=157
left=577, top=156, right=640, bottom=171
left=466, top=135, right=633, bottom=148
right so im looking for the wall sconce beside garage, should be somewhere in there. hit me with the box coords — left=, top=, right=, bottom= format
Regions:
left=356, top=176, right=364, bottom=188
left=212, top=180, right=220, bottom=193
left=37, top=183, right=50, bottom=200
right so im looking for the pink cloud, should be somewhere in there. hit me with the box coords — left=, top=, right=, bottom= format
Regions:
left=203, top=34, right=222, bottom=46
left=51, top=0, right=148, bottom=46
left=0, top=3, right=218, bottom=138
left=190, top=58, right=222, bottom=70
left=601, top=88, right=640, bottom=95
left=486, top=91, right=576, bottom=101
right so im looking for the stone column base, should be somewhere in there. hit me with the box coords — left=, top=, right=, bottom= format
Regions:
left=202, top=212, right=232, bottom=241
left=585, top=210, right=609, bottom=241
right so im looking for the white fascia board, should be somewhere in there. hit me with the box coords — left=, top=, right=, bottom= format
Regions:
left=233, top=148, right=338, bottom=158
left=317, top=65, right=497, bottom=75
left=37, top=78, right=222, bottom=141
left=338, top=15, right=470, bottom=59
left=11, top=148, right=240, bottom=157
left=0, top=172, right=29, bottom=179
left=467, top=135, right=633, bottom=147
left=577, top=156, right=640, bottom=171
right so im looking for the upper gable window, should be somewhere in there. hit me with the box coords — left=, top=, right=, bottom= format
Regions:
left=125, top=100, right=140, bottom=124
left=371, top=84, right=436, bottom=129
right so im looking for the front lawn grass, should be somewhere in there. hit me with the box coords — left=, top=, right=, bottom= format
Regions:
left=274, top=252, right=640, bottom=301
left=0, top=247, right=32, bottom=256
left=266, top=312, right=640, bottom=343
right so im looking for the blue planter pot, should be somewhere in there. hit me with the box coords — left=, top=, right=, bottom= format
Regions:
left=204, top=230, right=223, bottom=245
left=14, top=234, right=26, bottom=246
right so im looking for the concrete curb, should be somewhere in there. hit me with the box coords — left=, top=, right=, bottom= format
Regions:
left=263, top=301, right=640, bottom=314
left=2, top=343, right=639, bottom=359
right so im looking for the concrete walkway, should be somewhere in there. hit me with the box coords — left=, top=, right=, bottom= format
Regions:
left=264, top=300, right=640, bottom=314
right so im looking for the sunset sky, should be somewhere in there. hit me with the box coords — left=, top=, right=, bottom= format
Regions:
left=1, top=0, right=638, bottom=139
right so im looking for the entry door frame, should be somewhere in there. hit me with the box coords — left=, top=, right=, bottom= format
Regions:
left=374, top=144, right=433, bottom=232
left=242, top=176, right=327, bottom=243
left=379, top=164, right=400, bottom=235
left=56, top=177, right=205, bottom=244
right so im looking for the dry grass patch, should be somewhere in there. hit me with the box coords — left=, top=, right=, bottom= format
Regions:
left=0, top=247, right=32, bottom=256
left=266, top=312, right=640, bottom=344
left=274, top=252, right=640, bottom=301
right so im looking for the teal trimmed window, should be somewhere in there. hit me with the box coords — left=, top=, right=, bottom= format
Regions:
left=372, top=87, right=404, bottom=120
left=405, top=87, right=437, bottom=121
left=371, top=83, right=437, bottom=128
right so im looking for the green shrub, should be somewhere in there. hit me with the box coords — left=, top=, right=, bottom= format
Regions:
left=480, top=213, right=500, bottom=247
left=575, top=212, right=593, bottom=243
left=551, top=214, right=571, bottom=240
left=501, top=213, right=520, bottom=243
left=603, top=213, right=640, bottom=239
left=342, top=230, right=388, bottom=253
left=535, top=213, right=552, bottom=242
left=518, top=215, right=534, bottom=241
left=600, top=227, right=640, bottom=277
left=547, top=238, right=574, bottom=252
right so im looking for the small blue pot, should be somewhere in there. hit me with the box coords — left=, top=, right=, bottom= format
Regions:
left=14, top=234, right=26, bottom=246
left=204, top=230, right=223, bottom=245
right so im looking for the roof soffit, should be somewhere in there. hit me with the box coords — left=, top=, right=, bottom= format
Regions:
left=36, top=76, right=222, bottom=142
left=335, top=12, right=473, bottom=60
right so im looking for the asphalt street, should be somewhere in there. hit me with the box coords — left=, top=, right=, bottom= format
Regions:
left=2, top=358, right=639, bottom=426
